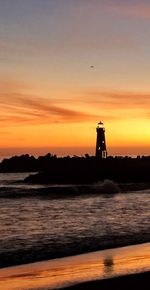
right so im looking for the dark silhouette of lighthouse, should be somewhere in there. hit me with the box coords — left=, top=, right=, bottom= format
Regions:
left=96, top=121, right=107, bottom=158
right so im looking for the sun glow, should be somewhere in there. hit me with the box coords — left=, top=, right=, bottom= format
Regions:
left=0, top=1, right=150, bottom=157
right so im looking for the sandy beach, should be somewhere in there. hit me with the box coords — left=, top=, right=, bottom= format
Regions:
left=0, top=242, right=149, bottom=290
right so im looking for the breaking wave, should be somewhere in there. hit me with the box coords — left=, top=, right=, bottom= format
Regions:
left=93, top=179, right=120, bottom=194
left=0, top=180, right=150, bottom=199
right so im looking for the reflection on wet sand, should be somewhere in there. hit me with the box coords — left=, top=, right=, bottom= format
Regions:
left=0, top=243, right=150, bottom=290
left=104, top=256, right=114, bottom=274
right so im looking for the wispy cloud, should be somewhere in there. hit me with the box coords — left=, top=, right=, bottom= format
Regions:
left=1, top=79, right=149, bottom=128
left=85, top=90, right=150, bottom=107
left=0, top=96, right=99, bottom=126
left=0, top=80, right=103, bottom=126
left=80, top=89, right=150, bottom=120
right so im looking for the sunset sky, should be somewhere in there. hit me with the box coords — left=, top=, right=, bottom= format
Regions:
left=1, top=0, right=150, bottom=158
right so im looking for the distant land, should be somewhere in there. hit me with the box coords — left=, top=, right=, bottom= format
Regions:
left=1, top=154, right=150, bottom=186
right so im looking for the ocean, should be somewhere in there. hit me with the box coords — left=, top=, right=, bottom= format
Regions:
left=0, top=173, right=149, bottom=268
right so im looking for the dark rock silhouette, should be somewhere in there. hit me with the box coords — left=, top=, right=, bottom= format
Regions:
left=1, top=153, right=150, bottom=185
left=24, top=155, right=150, bottom=185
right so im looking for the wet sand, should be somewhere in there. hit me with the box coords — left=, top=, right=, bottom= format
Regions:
left=0, top=242, right=149, bottom=290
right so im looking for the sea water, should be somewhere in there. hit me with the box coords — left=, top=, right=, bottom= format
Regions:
left=0, top=173, right=149, bottom=268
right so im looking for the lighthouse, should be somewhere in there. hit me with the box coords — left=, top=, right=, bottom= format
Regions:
left=95, top=121, right=107, bottom=158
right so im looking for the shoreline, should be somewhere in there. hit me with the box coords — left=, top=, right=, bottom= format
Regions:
left=0, top=242, right=149, bottom=290
left=0, top=238, right=150, bottom=269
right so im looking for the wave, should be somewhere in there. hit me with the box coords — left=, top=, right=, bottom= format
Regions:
left=0, top=184, right=119, bottom=199
left=0, top=180, right=150, bottom=198
left=93, top=179, right=120, bottom=194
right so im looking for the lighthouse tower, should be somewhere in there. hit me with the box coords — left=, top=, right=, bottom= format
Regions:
left=95, top=121, right=107, bottom=158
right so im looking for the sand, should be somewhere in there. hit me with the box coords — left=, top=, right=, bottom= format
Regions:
left=0, top=243, right=149, bottom=290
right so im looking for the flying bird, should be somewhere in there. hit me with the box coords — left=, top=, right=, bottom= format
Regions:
left=90, top=65, right=94, bottom=68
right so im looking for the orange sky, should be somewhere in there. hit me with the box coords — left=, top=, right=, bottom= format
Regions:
left=0, top=0, right=150, bottom=158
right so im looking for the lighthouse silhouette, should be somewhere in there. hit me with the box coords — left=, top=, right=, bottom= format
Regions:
left=95, top=121, right=107, bottom=158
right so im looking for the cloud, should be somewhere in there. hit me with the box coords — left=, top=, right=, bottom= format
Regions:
left=79, top=89, right=150, bottom=121
left=0, top=80, right=104, bottom=126
left=1, top=79, right=149, bottom=128
left=85, top=90, right=150, bottom=107
left=0, top=96, right=98, bottom=126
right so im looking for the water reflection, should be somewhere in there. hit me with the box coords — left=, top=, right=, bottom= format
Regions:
left=104, top=256, right=114, bottom=274
left=0, top=243, right=149, bottom=290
